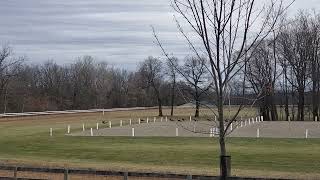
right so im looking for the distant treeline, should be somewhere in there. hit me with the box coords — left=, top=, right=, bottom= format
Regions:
left=0, top=55, right=193, bottom=113
left=1, top=12, right=320, bottom=122
left=0, top=50, right=318, bottom=120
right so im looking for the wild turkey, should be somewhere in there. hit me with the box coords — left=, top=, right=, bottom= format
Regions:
left=102, top=121, right=107, bottom=124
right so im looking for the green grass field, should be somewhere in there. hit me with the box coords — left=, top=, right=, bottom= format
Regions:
left=0, top=107, right=319, bottom=179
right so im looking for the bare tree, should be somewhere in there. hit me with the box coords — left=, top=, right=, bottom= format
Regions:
left=0, top=45, right=24, bottom=112
left=139, top=56, right=164, bottom=116
left=278, top=12, right=312, bottom=121
left=246, top=38, right=279, bottom=121
left=70, top=56, right=96, bottom=109
left=179, top=56, right=211, bottom=117
left=154, top=0, right=289, bottom=178
left=166, top=57, right=178, bottom=116
left=308, top=14, right=320, bottom=121
left=94, top=62, right=114, bottom=108
left=278, top=54, right=290, bottom=121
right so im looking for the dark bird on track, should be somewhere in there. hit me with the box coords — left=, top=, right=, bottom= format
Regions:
left=102, top=121, right=107, bottom=124
left=182, top=118, right=185, bottom=121
left=169, top=118, right=174, bottom=121
left=140, top=119, right=145, bottom=122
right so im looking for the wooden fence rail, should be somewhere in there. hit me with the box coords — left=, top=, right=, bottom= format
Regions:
left=0, top=165, right=291, bottom=180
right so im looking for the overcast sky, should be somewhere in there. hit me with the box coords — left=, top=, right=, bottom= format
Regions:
left=0, top=0, right=318, bottom=69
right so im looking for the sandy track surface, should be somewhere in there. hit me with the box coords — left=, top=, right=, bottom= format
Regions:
left=71, top=120, right=320, bottom=138
left=230, top=121, right=320, bottom=138
left=71, top=121, right=214, bottom=137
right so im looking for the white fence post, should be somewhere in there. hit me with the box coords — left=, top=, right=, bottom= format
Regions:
left=306, top=129, right=309, bottom=139
left=257, top=128, right=260, bottom=138
left=176, top=128, right=179, bottom=137
left=161, top=117, right=163, bottom=122
left=190, top=116, right=192, bottom=122
left=132, top=128, right=135, bottom=137
left=166, top=116, right=168, bottom=122
left=50, top=128, right=53, bottom=137
left=261, top=116, right=264, bottom=122
left=67, top=125, right=70, bottom=134
left=240, top=121, right=243, bottom=127
left=315, top=116, right=318, bottom=122
left=139, top=118, right=141, bottom=124
left=96, top=123, right=99, bottom=130
left=120, top=120, right=123, bottom=127
left=230, top=123, right=233, bottom=131
left=90, top=128, right=93, bottom=136
left=130, top=119, right=132, bottom=125
left=147, top=117, right=149, bottom=123
left=210, top=128, right=214, bottom=137
left=154, top=117, right=156, bottom=123
left=109, top=121, right=112, bottom=128
left=103, top=110, right=105, bottom=116
left=248, top=119, right=251, bottom=125
left=82, top=124, right=85, bottom=131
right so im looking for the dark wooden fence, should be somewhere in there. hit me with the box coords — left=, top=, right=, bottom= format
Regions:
left=0, top=165, right=292, bottom=180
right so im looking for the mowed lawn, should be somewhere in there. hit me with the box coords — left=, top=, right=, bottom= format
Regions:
left=0, top=107, right=319, bottom=179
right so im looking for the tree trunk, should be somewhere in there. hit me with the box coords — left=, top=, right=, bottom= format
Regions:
left=291, top=86, right=295, bottom=121
left=268, top=91, right=278, bottom=121
left=218, top=92, right=228, bottom=179
left=194, top=87, right=200, bottom=118
left=158, top=97, right=163, bottom=117
left=284, top=68, right=289, bottom=121
left=285, top=91, right=289, bottom=121
left=261, top=106, right=269, bottom=121
left=271, top=103, right=278, bottom=121
left=195, top=99, right=200, bottom=117
left=318, top=82, right=320, bottom=120
left=297, top=88, right=304, bottom=121
left=152, top=84, right=163, bottom=117
left=170, top=79, right=175, bottom=116
left=312, top=80, right=319, bottom=121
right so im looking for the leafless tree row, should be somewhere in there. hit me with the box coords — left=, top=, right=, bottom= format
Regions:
left=4, top=12, right=320, bottom=123
left=276, top=12, right=320, bottom=122
left=0, top=49, right=213, bottom=114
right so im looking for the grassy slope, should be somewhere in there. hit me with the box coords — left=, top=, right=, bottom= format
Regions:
left=0, top=108, right=319, bottom=178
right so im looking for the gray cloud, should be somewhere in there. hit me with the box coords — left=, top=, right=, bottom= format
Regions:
left=0, top=0, right=318, bottom=69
